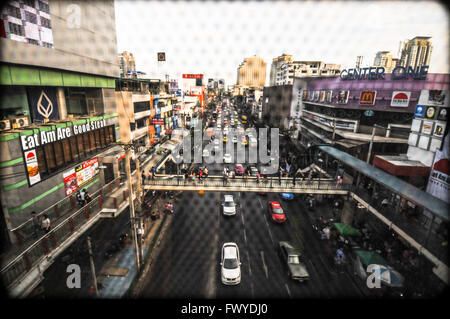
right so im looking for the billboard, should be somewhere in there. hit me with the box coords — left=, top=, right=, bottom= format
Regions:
left=390, top=91, right=411, bottom=107
left=425, top=106, right=437, bottom=119
left=24, top=149, right=41, bottom=186
left=76, top=158, right=99, bottom=188
left=437, top=107, right=448, bottom=121
left=426, top=131, right=450, bottom=204
left=63, top=168, right=78, bottom=196
left=182, top=74, right=203, bottom=79
left=27, top=87, right=60, bottom=122
left=319, top=90, right=325, bottom=102
left=326, top=90, right=333, bottom=103
left=359, top=91, right=377, bottom=105
left=414, top=105, right=425, bottom=118
left=337, top=90, right=349, bottom=104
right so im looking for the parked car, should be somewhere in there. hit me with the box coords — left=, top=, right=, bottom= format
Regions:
left=249, top=166, right=259, bottom=176
left=268, top=201, right=287, bottom=223
left=278, top=241, right=310, bottom=282
left=234, top=164, right=245, bottom=175
left=221, top=243, right=241, bottom=285
left=222, top=194, right=236, bottom=216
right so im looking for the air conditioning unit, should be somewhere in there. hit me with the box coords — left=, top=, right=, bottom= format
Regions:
left=11, top=116, right=30, bottom=129
left=0, top=119, right=11, bottom=132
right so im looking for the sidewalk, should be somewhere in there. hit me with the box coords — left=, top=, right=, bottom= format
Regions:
left=95, top=195, right=172, bottom=298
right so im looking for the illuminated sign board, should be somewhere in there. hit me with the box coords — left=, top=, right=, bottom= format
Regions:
left=359, top=91, right=377, bottom=105
left=340, top=65, right=429, bottom=80
left=182, top=74, right=203, bottom=79
left=390, top=91, right=411, bottom=107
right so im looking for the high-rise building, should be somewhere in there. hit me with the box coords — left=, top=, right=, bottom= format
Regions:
left=399, top=36, right=433, bottom=69
left=118, top=51, right=136, bottom=78
left=270, top=54, right=292, bottom=86
left=237, top=56, right=266, bottom=87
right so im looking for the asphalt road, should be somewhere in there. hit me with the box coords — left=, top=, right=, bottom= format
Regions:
left=138, top=186, right=371, bottom=298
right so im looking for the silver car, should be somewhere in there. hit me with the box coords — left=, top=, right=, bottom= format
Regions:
left=222, top=194, right=236, bottom=216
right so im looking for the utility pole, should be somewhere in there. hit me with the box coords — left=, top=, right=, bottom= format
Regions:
left=87, top=236, right=98, bottom=297
left=125, top=145, right=142, bottom=268
left=366, top=125, right=377, bottom=164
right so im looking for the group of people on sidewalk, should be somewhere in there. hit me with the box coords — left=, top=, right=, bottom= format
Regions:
left=141, top=166, right=157, bottom=184
left=185, top=166, right=209, bottom=183
left=76, top=189, right=93, bottom=207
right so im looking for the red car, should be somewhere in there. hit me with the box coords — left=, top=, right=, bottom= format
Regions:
left=268, top=201, right=286, bottom=223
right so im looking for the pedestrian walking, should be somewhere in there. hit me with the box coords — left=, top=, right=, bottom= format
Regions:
left=278, top=167, right=282, bottom=185
left=76, top=190, right=85, bottom=207
left=31, top=211, right=40, bottom=238
left=256, top=172, right=260, bottom=184
left=204, top=166, right=208, bottom=178
left=141, top=171, right=146, bottom=184
left=84, top=189, right=92, bottom=204
left=41, top=214, right=51, bottom=234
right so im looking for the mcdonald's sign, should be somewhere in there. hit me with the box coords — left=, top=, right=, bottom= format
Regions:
left=359, top=91, right=377, bottom=105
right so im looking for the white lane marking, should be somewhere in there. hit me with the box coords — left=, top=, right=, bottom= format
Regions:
left=247, top=251, right=252, bottom=277
left=285, top=283, right=291, bottom=298
left=241, top=209, right=245, bottom=225
left=258, top=197, right=263, bottom=209
left=260, top=251, right=269, bottom=279
left=263, top=214, right=275, bottom=246
left=243, top=228, right=247, bottom=244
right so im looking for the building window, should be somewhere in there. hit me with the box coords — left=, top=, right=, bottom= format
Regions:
left=40, top=16, right=51, bottom=28
left=8, top=22, right=25, bottom=36
left=25, top=11, right=37, bottom=24
left=41, top=42, right=53, bottom=48
left=8, top=5, right=22, bottom=19
left=24, top=0, right=35, bottom=8
left=38, top=1, right=49, bottom=13
left=27, top=38, right=39, bottom=45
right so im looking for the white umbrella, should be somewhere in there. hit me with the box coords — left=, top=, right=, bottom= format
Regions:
left=378, top=265, right=404, bottom=287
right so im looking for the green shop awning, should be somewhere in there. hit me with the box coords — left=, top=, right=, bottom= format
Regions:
left=354, top=250, right=387, bottom=267
left=333, top=223, right=361, bottom=237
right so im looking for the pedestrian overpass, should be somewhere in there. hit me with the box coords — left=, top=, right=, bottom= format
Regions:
left=143, top=175, right=349, bottom=194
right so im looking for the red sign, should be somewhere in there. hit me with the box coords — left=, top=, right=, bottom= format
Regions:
left=359, top=91, right=377, bottom=105
left=152, top=119, right=164, bottom=125
left=63, top=169, right=78, bottom=196
left=182, top=74, right=203, bottom=79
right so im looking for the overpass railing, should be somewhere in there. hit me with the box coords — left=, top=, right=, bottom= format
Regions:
left=144, top=175, right=351, bottom=191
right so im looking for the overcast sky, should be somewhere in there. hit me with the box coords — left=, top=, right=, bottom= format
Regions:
left=114, top=0, right=449, bottom=86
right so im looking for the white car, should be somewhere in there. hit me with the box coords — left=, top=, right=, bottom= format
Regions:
left=221, top=243, right=241, bottom=285
left=224, top=153, right=232, bottom=163
left=222, top=195, right=236, bottom=216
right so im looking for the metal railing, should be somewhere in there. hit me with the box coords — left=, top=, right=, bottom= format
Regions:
left=10, top=178, right=121, bottom=246
left=143, top=175, right=351, bottom=191
left=1, top=178, right=127, bottom=289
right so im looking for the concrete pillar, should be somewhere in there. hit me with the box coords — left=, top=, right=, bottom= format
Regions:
left=56, top=88, right=67, bottom=120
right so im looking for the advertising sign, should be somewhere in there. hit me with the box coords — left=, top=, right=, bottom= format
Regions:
left=24, top=149, right=41, bottom=186
left=152, top=118, right=165, bottom=125
left=27, top=87, right=60, bottom=122
left=63, top=168, right=78, bottom=196
left=182, top=74, right=203, bottom=79
left=308, top=91, right=315, bottom=102
left=337, top=90, right=349, bottom=104
left=427, top=90, right=446, bottom=106
left=326, top=90, right=333, bottom=103
left=314, top=91, right=320, bottom=102
left=302, top=90, right=309, bottom=101
left=437, top=107, right=448, bottom=121
left=319, top=91, right=325, bottom=102
left=75, top=158, right=99, bottom=188
left=390, top=91, right=411, bottom=107
left=414, top=105, right=425, bottom=118
left=157, top=52, right=166, bottom=61
left=433, top=122, right=446, bottom=137
left=422, top=120, right=433, bottom=135
left=359, top=91, right=377, bottom=105
left=426, top=131, right=450, bottom=204
left=425, top=106, right=436, bottom=119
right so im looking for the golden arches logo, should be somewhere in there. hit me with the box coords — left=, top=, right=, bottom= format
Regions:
left=360, top=91, right=376, bottom=105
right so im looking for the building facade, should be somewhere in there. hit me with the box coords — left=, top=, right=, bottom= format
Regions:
left=236, top=56, right=266, bottom=87
left=269, top=54, right=292, bottom=86
left=0, top=0, right=121, bottom=245
left=293, top=72, right=449, bottom=184
left=373, top=51, right=398, bottom=73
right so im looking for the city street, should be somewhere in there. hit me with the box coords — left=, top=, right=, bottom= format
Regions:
left=138, top=188, right=371, bottom=298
